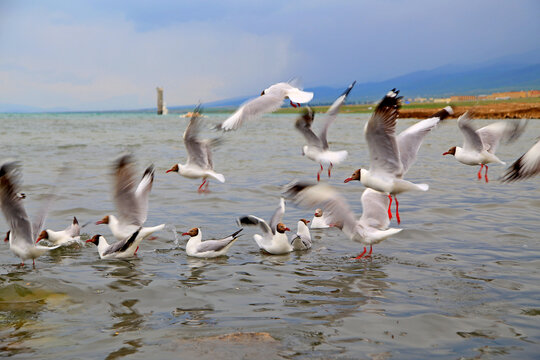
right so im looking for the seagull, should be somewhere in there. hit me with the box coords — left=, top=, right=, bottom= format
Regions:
left=284, top=181, right=402, bottom=259
left=237, top=198, right=293, bottom=255
left=216, top=81, right=314, bottom=131
left=344, top=90, right=452, bottom=223
left=166, top=107, right=225, bottom=193
left=181, top=227, right=242, bottom=258
left=500, top=138, right=540, bottom=182
left=0, top=162, right=60, bottom=266
left=96, top=155, right=164, bottom=252
left=86, top=229, right=142, bottom=259
left=443, top=112, right=528, bottom=182
left=311, top=208, right=330, bottom=229
left=295, top=81, right=355, bottom=181
left=36, top=216, right=81, bottom=246
left=291, top=219, right=312, bottom=251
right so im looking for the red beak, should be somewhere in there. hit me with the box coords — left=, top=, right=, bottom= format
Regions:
left=85, top=239, right=93, bottom=243
left=306, top=220, right=310, bottom=223
left=344, top=177, right=352, bottom=183
left=285, top=227, right=291, bottom=232
left=95, top=220, right=104, bottom=225
left=442, top=151, right=450, bottom=155
left=35, top=237, right=42, bottom=244
left=166, top=169, right=174, bottom=173
left=181, top=232, right=189, bottom=236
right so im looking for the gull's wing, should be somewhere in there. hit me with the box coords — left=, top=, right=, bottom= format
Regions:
left=319, top=81, right=355, bottom=149
left=501, top=139, right=540, bottom=182
left=237, top=215, right=272, bottom=236
left=457, top=112, right=483, bottom=152
left=103, top=229, right=140, bottom=256
left=283, top=181, right=358, bottom=240
left=217, top=93, right=284, bottom=131
left=66, top=216, right=81, bottom=237
left=476, top=119, right=528, bottom=154
left=113, top=154, right=146, bottom=226
left=397, top=106, right=453, bottom=174
left=0, top=162, right=34, bottom=246
left=183, top=108, right=214, bottom=169
left=196, top=229, right=242, bottom=253
left=268, top=198, right=285, bottom=235
left=133, top=164, right=154, bottom=224
left=358, top=188, right=390, bottom=230
left=365, top=89, right=403, bottom=176
left=294, top=107, right=323, bottom=147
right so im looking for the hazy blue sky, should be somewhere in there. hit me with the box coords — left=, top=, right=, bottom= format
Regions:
left=1, top=0, right=539, bottom=110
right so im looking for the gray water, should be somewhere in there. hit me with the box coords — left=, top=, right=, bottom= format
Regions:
left=0, top=112, right=538, bottom=359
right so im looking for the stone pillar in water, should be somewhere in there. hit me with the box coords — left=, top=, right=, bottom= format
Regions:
left=156, top=87, right=164, bottom=115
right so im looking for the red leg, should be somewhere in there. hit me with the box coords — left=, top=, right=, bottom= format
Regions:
left=33, top=259, right=35, bottom=266
left=197, top=179, right=207, bottom=193
left=203, top=180, right=210, bottom=192
left=290, top=100, right=297, bottom=108
left=395, top=196, right=400, bottom=225
left=354, top=247, right=367, bottom=259
left=387, top=195, right=393, bottom=220
left=484, top=165, right=489, bottom=183
left=317, top=163, right=323, bottom=182
left=328, top=162, right=333, bottom=178
left=477, top=164, right=484, bottom=180
left=134, top=246, right=139, bottom=255
left=368, top=245, right=373, bottom=256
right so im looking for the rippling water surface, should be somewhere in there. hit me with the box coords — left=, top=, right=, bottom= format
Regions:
left=0, top=112, right=538, bottom=359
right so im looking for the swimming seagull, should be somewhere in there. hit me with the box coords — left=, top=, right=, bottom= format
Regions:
left=284, top=181, right=402, bottom=259
left=36, top=216, right=81, bottom=246
left=237, top=198, right=293, bottom=255
left=86, top=229, right=142, bottom=259
left=181, top=228, right=243, bottom=258
left=216, top=81, right=314, bottom=131
left=500, top=138, right=540, bottom=182
left=291, top=219, right=312, bottom=251
left=96, top=154, right=164, bottom=252
left=344, top=90, right=451, bottom=223
left=0, top=162, right=60, bottom=266
left=166, top=106, right=225, bottom=192
left=295, top=81, right=355, bottom=181
left=311, top=208, right=330, bottom=229
left=443, top=112, right=528, bottom=182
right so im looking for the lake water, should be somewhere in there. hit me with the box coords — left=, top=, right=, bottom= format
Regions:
left=0, top=112, right=538, bottom=359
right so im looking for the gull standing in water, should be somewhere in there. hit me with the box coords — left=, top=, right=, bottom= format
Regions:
left=311, top=208, right=330, bottom=229
left=443, top=112, right=527, bottom=182
left=237, top=198, right=293, bottom=255
left=166, top=107, right=225, bottom=192
left=36, top=216, right=81, bottom=246
left=0, top=162, right=60, bottom=266
left=181, top=228, right=243, bottom=258
left=216, top=81, right=314, bottom=131
left=284, top=181, right=402, bottom=259
left=86, top=229, right=142, bottom=259
left=96, top=155, right=164, bottom=252
left=291, top=219, right=312, bottom=251
left=295, top=81, right=355, bottom=181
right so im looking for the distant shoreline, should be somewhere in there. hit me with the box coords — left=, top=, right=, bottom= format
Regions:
left=277, top=98, right=540, bottom=119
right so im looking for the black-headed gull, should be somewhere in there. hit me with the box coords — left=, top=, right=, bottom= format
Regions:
left=443, top=112, right=528, bottom=182
left=217, top=81, right=314, bottom=131
left=86, top=229, right=141, bottom=259
left=500, top=138, right=540, bottom=182
left=295, top=81, right=355, bottom=181
left=237, top=198, right=292, bottom=254
left=181, top=228, right=242, bottom=258
left=166, top=107, right=225, bottom=193
left=291, top=219, right=312, bottom=251
left=344, top=90, right=451, bottom=223
left=284, top=181, right=402, bottom=259
left=36, top=216, right=80, bottom=246
left=0, top=162, right=60, bottom=266
left=311, top=208, right=330, bottom=229
left=96, top=155, right=164, bottom=252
